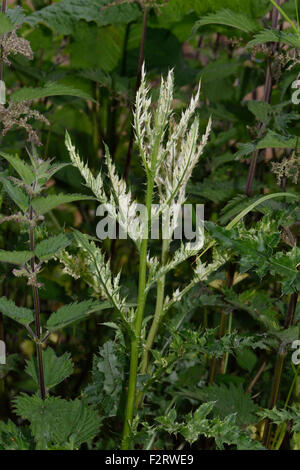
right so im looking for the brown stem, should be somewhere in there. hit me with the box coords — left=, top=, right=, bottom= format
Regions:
left=29, top=205, right=46, bottom=400
left=124, top=6, right=148, bottom=181
left=245, top=1, right=281, bottom=196
left=246, top=361, right=267, bottom=395
left=0, top=0, right=7, bottom=81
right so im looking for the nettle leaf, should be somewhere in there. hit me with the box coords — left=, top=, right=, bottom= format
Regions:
left=195, top=384, right=258, bottom=426
left=248, top=29, right=300, bottom=48
left=0, top=152, right=35, bottom=185
left=0, top=12, right=14, bottom=35
left=6, top=6, right=26, bottom=27
left=35, top=234, right=72, bottom=261
left=10, top=82, right=94, bottom=103
left=247, top=100, right=271, bottom=124
left=193, top=9, right=261, bottom=34
left=234, top=142, right=256, bottom=160
left=46, top=299, right=109, bottom=331
left=257, top=130, right=298, bottom=149
left=84, top=340, right=125, bottom=416
left=14, top=394, right=100, bottom=449
left=25, top=0, right=141, bottom=35
left=0, top=296, right=34, bottom=326
left=0, top=250, right=33, bottom=265
left=0, top=176, right=29, bottom=211
left=226, top=289, right=280, bottom=330
left=32, top=193, right=94, bottom=215
left=25, top=348, right=73, bottom=390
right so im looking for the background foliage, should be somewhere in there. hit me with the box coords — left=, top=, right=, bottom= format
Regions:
left=0, top=0, right=300, bottom=450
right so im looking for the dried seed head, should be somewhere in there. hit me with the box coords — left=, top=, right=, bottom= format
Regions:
left=271, top=151, right=300, bottom=185
left=0, top=101, right=49, bottom=146
left=0, top=29, right=33, bottom=66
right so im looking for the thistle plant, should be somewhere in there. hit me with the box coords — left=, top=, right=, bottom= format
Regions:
left=65, top=66, right=213, bottom=449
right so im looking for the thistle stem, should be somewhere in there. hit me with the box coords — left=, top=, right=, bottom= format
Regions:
left=121, top=175, right=154, bottom=450
left=137, top=237, right=169, bottom=407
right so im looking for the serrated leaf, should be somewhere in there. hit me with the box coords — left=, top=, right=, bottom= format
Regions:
left=25, top=348, right=73, bottom=390
left=25, top=0, right=141, bottom=35
left=35, top=233, right=72, bottom=261
left=257, top=130, right=298, bottom=149
left=32, top=193, right=94, bottom=215
left=10, top=81, right=94, bottom=103
left=0, top=152, right=35, bottom=185
left=248, top=29, right=300, bottom=48
left=247, top=100, right=271, bottom=124
left=193, top=9, right=261, bottom=34
left=6, top=6, right=26, bottom=27
left=0, top=296, right=34, bottom=325
left=192, top=383, right=258, bottom=426
left=46, top=299, right=110, bottom=331
left=0, top=176, right=29, bottom=211
left=0, top=250, right=33, bottom=265
left=14, top=394, right=100, bottom=449
left=0, top=12, right=14, bottom=35
left=84, top=340, right=125, bottom=416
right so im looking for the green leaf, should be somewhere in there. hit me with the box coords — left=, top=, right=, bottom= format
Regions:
left=236, top=348, right=258, bottom=372
left=247, top=100, right=271, bottom=124
left=25, top=348, right=73, bottom=390
left=6, top=6, right=26, bottom=27
left=257, top=130, right=298, bottom=149
left=0, top=250, right=33, bottom=265
left=0, top=176, right=29, bottom=211
left=0, top=12, right=14, bottom=35
left=25, top=0, right=141, bottom=35
left=84, top=340, right=125, bottom=416
left=193, top=9, right=261, bottom=34
left=0, top=296, right=34, bottom=325
left=46, top=299, right=110, bottom=331
left=248, top=29, right=300, bottom=48
left=186, top=384, right=258, bottom=427
left=0, top=152, right=35, bottom=185
left=14, top=394, right=100, bottom=449
left=0, top=419, right=32, bottom=450
left=180, top=402, right=216, bottom=444
left=10, top=81, right=94, bottom=103
left=32, top=193, right=94, bottom=215
left=35, top=234, right=72, bottom=261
